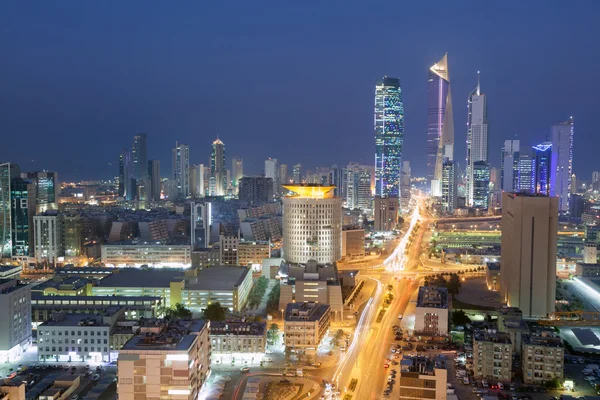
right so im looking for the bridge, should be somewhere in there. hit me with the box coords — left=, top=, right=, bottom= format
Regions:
left=538, top=310, right=600, bottom=326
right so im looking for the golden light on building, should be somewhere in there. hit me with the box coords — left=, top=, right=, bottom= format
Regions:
left=282, top=184, right=336, bottom=199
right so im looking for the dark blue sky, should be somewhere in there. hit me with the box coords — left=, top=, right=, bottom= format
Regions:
left=1, top=1, right=598, bottom=181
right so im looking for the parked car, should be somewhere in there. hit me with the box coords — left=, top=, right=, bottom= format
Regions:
left=240, top=367, right=250, bottom=373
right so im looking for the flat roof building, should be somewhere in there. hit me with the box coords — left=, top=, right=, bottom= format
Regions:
left=284, top=302, right=331, bottom=351
left=0, top=279, right=32, bottom=363
left=101, top=243, right=192, bottom=268
left=210, top=321, right=267, bottom=357
left=398, top=355, right=447, bottom=400
left=473, top=330, right=512, bottom=381
left=414, top=286, right=450, bottom=335
left=522, top=330, right=564, bottom=385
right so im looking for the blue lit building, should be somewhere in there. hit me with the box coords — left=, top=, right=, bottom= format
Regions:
left=374, top=76, right=404, bottom=197
left=472, top=161, right=490, bottom=209
left=532, top=142, right=552, bottom=196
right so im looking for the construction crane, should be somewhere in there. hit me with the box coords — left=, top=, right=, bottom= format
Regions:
left=538, top=310, right=600, bottom=326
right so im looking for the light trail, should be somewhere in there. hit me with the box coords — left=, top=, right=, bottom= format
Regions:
left=384, top=198, right=421, bottom=272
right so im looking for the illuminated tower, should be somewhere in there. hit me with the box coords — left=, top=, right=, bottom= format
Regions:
left=532, top=142, right=552, bottom=196
left=427, top=53, right=454, bottom=194
left=465, top=72, right=488, bottom=206
left=210, top=138, right=225, bottom=196
left=374, top=77, right=404, bottom=197
left=172, top=141, right=190, bottom=199
left=551, top=117, right=574, bottom=213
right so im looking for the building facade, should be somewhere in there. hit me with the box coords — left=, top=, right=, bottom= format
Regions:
left=238, top=177, right=273, bottom=205
left=210, top=138, right=226, bottom=196
left=209, top=322, right=266, bottom=354
left=521, top=331, right=564, bottom=385
left=473, top=331, right=512, bottom=381
left=374, top=196, right=399, bottom=231
left=501, top=140, right=520, bottom=192
left=101, top=244, right=192, bottom=268
left=346, top=163, right=372, bottom=210
left=284, top=302, right=331, bottom=351
left=473, top=161, right=490, bottom=210
left=533, top=142, right=552, bottom=196
left=0, top=279, right=31, bottom=363
left=466, top=74, right=488, bottom=207
left=34, top=212, right=63, bottom=264
left=441, top=161, right=457, bottom=213
left=414, top=286, right=449, bottom=335
left=550, top=117, right=574, bottom=213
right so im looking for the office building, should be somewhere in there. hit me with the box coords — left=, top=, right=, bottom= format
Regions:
left=414, top=286, right=450, bottom=335
left=0, top=164, right=19, bottom=259
left=501, top=140, right=520, bottom=192
left=473, top=331, right=512, bottom=381
left=264, top=158, right=279, bottom=196
left=63, top=215, right=83, bottom=258
left=23, top=171, right=59, bottom=213
left=284, top=302, right=331, bottom=351
left=10, top=178, right=35, bottom=257
left=132, top=133, right=148, bottom=184
left=209, top=138, right=226, bottom=196
left=34, top=212, right=63, bottom=264
left=374, top=196, right=399, bottom=231
left=0, top=279, right=31, bottom=363
left=330, top=165, right=346, bottom=199
left=341, top=228, right=365, bottom=260
left=398, top=356, right=448, bottom=400
left=441, top=161, right=457, bottom=213
left=570, top=194, right=584, bottom=219
left=101, top=243, right=191, bottom=268
left=551, top=117, right=574, bottom=213
left=501, top=193, right=558, bottom=318
left=521, top=330, right=564, bottom=385
left=518, top=154, right=534, bottom=193
left=532, top=142, right=552, bottom=196
left=282, top=185, right=342, bottom=264
left=210, top=321, right=266, bottom=354
left=231, top=156, right=243, bottom=188
left=148, top=159, right=161, bottom=201
left=172, top=142, right=190, bottom=199
left=279, top=163, right=288, bottom=185
left=401, top=161, right=411, bottom=208
left=138, top=220, right=169, bottom=242
left=466, top=73, right=488, bottom=206
left=427, top=53, right=454, bottom=190
left=473, top=161, right=490, bottom=209
left=238, top=177, right=273, bottom=205
left=191, top=202, right=211, bottom=250
left=346, top=163, right=372, bottom=210
left=292, top=163, right=302, bottom=183
left=119, top=149, right=135, bottom=200
left=374, top=76, right=404, bottom=197
left=189, top=164, right=205, bottom=198
left=219, top=229, right=239, bottom=266
left=238, top=240, right=270, bottom=267
left=118, top=319, right=210, bottom=400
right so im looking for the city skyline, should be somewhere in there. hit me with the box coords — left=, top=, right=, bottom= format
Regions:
left=1, top=2, right=598, bottom=181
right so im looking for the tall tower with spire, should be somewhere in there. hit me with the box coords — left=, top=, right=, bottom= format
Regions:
left=427, top=53, right=454, bottom=195
left=210, top=137, right=226, bottom=196
left=466, top=71, right=488, bottom=206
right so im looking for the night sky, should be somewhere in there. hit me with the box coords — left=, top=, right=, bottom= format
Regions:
left=1, top=1, right=599, bottom=181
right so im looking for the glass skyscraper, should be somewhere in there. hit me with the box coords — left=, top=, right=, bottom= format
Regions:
left=374, top=76, right=404, bottom=197
left=518, top=154, right=534, bottom=193
left=209, top=138, right=225, bottom=196
left=551, top=117, right=574, bottom=213
left=533, top=142, right=552, bottom=196
left=173, top=141, right=190, bottom=199
left=472, top=161, right=490, bottom=209
left=501, top=140, right=520, bottom=192
left=0, top=163, right=20, bottom=258
left=441, top=161, right=457, bottom=213
left=427, top=53, right=454, bottom=186
left=465, top=73, right=488, bottom=206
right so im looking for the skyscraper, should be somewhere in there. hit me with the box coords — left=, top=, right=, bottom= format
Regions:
left=132, top=133, right=148, bottom=182
left=10, top=178, right=35, bottom=257
left=518, top=154, right=534, bottom=193
left=472, top=161, right=490, bottom=209
left=293, top=164, right=302, bottom=184
left=148, top=160, right=161, bottom=201
left=0, top=163, right=21, bottom=259
left=501, top=140, right=520, bottom=192
left=374, top=77, right=404, bottom=197
left=279, top=164, right=288, bottom=186
left=441, top=161, right=457, bottom=213
left=231, top=157, right=243, bottom=188
left=210, top=138, right=225, bottom=196
left=265, top=158, right=278, bottom=195
left=24, top=171, right=59, bottom=213
left=190, top=164, right=205, bottom=198
left=172, top=141, right=190, bottom=199
left=465, top=73, right=488, bottom=206
left=501, top=193, right=557, bottom=318
left=346, top=163, right=372, bottom=210
left=551, top=117, right=574, bottom=213
left=238, top=176, right=273, bottom=205
left=330, top=165, right=346, bottom=199
left=532, top=142, right=552, bottom=196
left=400, top=161, right=411, bottom=208
left=119, top=149, right=134, bottom=200
left=427, top=53, right=454, bottom=192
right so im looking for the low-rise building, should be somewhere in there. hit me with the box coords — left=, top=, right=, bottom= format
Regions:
left=574, top=263, right=600, bottom=278
left=414, top=286, right=450, bottom=335
left=101, top=243, right=192, bottom=268
left=238, top=240, right=270, bottom=267
left=0, top=279, right=32, bottom=363
left=398, top=355, right=447, bottom=400
left=486, top=262, right=501, bottom=291
left=497, top=307, right=529, bottom=355
left=341, top=228, right=365, bottom=261
left=522, top=330, right=564, bottom=385
left=473, top=330, right=512, bottom=381
left=0, top=266, right=22, bottom=279
left=31, top=277, right=91, bottom=297
left=191, top=248, right=221, bottom=269
left=118, top=319, right=211, bottom=400
left=210, top=321, right=266, bottom=355
left=284, top=302, right=330, bottom=351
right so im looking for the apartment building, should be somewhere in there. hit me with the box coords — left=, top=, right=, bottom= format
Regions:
left=473, top=330, right=512, bottom=382
left=522, top=330, right=564, bottom=385
left=398, top=355, right=447, bottom=400
left=414, top=286, right=450, bottom=335
left=284, top=302, right=331, bottom=351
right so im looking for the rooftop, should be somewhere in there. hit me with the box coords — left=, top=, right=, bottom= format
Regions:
left=400, top=355, right=447, bottom=375
left=38, top=310, right=122, bottom=328
left=210, top=321, right=266, bottom=336
left=474, top=330, right=512, bottom=344
left=186, top=267, right=251, bottom=291
left=285, top=302, right=330, bottom=322
left=523, top=330, right=564, bottom=348
left=282, top=184, right=336, bottom=199
left=0, top=279, right=29, bottom=295
left=416, top=286, right=449, bottom=309
left=122, top=319, right=207, bottom=352
left=96, top=269, right=184, bottom=288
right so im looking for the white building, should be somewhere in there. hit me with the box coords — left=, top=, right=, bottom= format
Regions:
left=34, top=213, right=63, bottom=264
left=501, top=140, right=520, bottom=192
left=282, top=185, right=342, bottom=264
left=466, top=73, right=488, bottom=207
left=172, top=141, right=190, bottom=199
left=414, top=286, right=450, bottom=335
left=118, top=319, right=211, bottom=400
left=265, top=158, right=279, bottom=196
left=284, top=302, right=331, bottom=351
left=551, top=117, right=574, bottom=213
left=398, top=355, right=448, bottom=400
left=209, top=321, right=266, bottom=365
left=101, top=243, right=191, bottom=268
left=346, top=163, right=372, bottom=210
left=0, top=279, right=31, bottom=363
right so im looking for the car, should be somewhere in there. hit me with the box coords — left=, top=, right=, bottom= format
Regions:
left=510, top=385, right=515, bottom=391
left=71, top=366, right=77, bottom=370
left=240, top=367, right=250, bottom=373
left=92, top=374, right=100, bottom=382
left=265, top=349, right=273, bottom=354
left=512, top=395, right=517, bottom=400
left=263, top=357, right=273, bottom=362
left=383, top=364, right=390, bottom=368
left=96, top=366, right=102, bottom=371
left=85, top=365, right=90, bottom=370
left=73, top=395, right=79, bottom=400
left=84, top=372, right=92, bottom=378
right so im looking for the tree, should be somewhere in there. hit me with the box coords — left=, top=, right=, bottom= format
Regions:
left=447, top=273, right=462, bottom=295
left=451, top=310, right=470, bottom=327
left=171, top=303, right=192, bottom=319
left=268, top=323, right=280, bottom=343
left=202, top=302, right=226, bottom=321
left=544, top=377, right=560, bottom=389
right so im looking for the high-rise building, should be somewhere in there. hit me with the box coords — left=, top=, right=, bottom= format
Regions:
left=330, top=165, right=346, bottom=199
left=466, top=73, right=488, bottom=206
left=374, top=196, right=399, bottom=231
left=282, top=185, right=342, bottom=264
left=119, top=149, right=134, bottom=200
left=346, top=163, right=372, bottom=210
left=10, top=178, right=36, bottom=257
left=374, top=77, right=404, bottom=197
left=593, top=171, right=600, bottom=191
left=189, top=164, right=205, bottom=198
left=63, top=214, right=83, bottom=258
left=572, top=174, right=577, bottom=194
left=293, top=163, right=302, bottom=184
left=172, top=142, right=190, bottom=199
left=264, top=158, right=279, bottom=196
left=427, top=53, right=454, bottom=191
left=441, top=161, right=457, bottom=213
left=532, top=142, right=552, bottom=196
left=24, top=171, right=59, bottom=213
left=518, top=154, right=534, bottom=193
left=551, top=117, right=574, bottom=213
left=501, top=193, right=558, bottom=318
left=473, top=161, right=490, bottom=209
left=238, top=177, right=273, bottom=205
left=0, top=163, right=20, bottom=259
left=400, top=161, right=411, bottom=208
left=132, top=133, right=148, bottom=182
left=191, top=203, right=211, bottom=250
left=0, top=279, right=32, bottom=363
left=148, top=159, right=161, bottom=201
left=34, top=212, right=63, bottom=264
left=501, top=140, right=520, bottom=192
left=279, top=164, right=288, bottom=185
left=210, top=138, right=226, bottom=196
left=231, top=157, right=243, bottom=188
